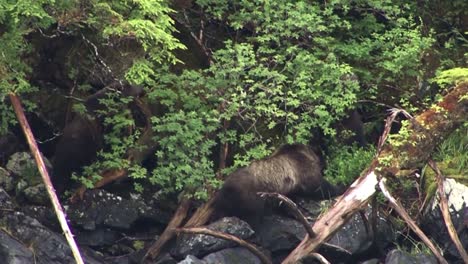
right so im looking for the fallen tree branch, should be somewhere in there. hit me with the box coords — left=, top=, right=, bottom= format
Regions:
left=282, top=82, right=467, bottom=263
left=428, top=160, right=468, bottom=263
left=175, top=227, right=272, bottom=264
left=8, top=93, right=84, bottom=264
left=378, top=179, right=448, bottom=264
left=143, top=198, right=191, bottom=262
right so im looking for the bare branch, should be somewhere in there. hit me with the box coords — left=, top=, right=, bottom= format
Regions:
left=8, top=93, right=84, bottom=264
left=378, top=179, right=448, bottom=264
left=428, top=160, right=468, bottom=263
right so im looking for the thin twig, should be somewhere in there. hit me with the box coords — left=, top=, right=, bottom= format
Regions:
left=428, top=160, right=468, bottom=263
left=309, top=253, right=331, bottom=264
left=175, top=227, right=272, bottom=264
left=8, top=93, right=84, bottom=264
left=378, top=179, right=448, bottom=264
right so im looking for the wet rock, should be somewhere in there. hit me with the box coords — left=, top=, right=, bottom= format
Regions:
left=1, top=211, right=102, bottom=264
left=132, top=192, right=172, bottom=226
left=0, top=188, right=14, bottom=211
left=155, top=253, right=178, bottom=264
left=326, top=207, right=394, bottom=257
left=202, top=247, right=262, bottom=264
left=177, top=255, right=205, bottom=264
left=256, top=215, right=305, bottom=253
left=67, top=189, right=141, bottom=230
left=0, top=230, right=34, bottom=263
left=359, top=259, right=380, bottom=264
left=296, top=199, right=333, bottom=220
left=385, top=249, right=437, bottom=264
left=0, top=167, right=14, bottom=192
left=6, top=152, right=51, bottom=182
left=23, top=183, right=49, bottom=205
left=422, top=179, right=468, bottom=261
left=76, top=228, right=120, bottom=246
left=327, top=211, right=372, bottom=255
left=22, top=205, right=59, bottom=230
left=172, top=217, right=255, bottom=258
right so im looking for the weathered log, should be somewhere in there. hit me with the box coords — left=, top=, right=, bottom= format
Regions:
left=282, top=83, right=467, bottom=263
left=9, top=93, right=85, bottom=264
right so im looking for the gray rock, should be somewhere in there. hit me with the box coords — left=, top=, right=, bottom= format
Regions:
left=173, top=217, right=255, bottom=258
left=67, top=189, right=140, bottom=230
left=327, top=207, right=395, bottom=256
left=76, top=228, right=120, bottom=246
left=423, top=179, right=468, bottom=261
left=0, top=230, right=34, bottom=263
left=385, top=249, right=437, bottom=264
left=155, top=253, right=178, bottom=264
left=177, top=255, right=205, bottom=264
left=6, top=152, right=51, bottom=183
left=202, top=247, right=262, bottom=264
left=2, top=211, right=102, bottom=264
left=256, top=214, right=306, bottom=253
left=359, top=259, right=380, bottom=264
left=21, top=205, right=59, bottom=230
left=430, top=178, right=468, bottom=213
left=0, top=167, right=14, bottom=192
left=15, top=179, right=28, bottom=194
left=23, top=184, right=49, bottom=205
left=0, top=188, right=14, bottom=211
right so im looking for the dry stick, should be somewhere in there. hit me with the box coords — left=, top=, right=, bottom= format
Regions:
left=8, top=93, right=84, bottom=264
left=258, top=192, right=316, bottom=238
left=309, top=253, right=331, bottom=264
left=143, top=198, right=191, bottom=261
left=378, top=179, right=448, bottom=264
left=282, top=108, right=402, bottom=264
left=175, top=227, right=272, bottom=264
left=428, top=160, right=468, bottom=263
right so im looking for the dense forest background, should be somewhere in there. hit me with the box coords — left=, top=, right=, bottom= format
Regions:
left=0, top=0, right=466, bottom=200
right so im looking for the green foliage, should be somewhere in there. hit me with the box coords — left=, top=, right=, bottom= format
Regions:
left=73, top=91, right=148, bottom=191
left=324, top=145, right=376, bottom=186
left=150, top=110, right=219, bottom=200
left=140, top=0, right=436, bottom=197
left=434, top=126, right=468, bottom=175
left=433, top=68, right=468, bottom=87
left=0, top=0, right=465, bottom=199
left=0, top=0, right=182, bottom=133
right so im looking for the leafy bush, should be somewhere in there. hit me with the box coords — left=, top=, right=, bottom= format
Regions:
left=2, top=0, right=466, bottom=199
left=434, top=126, right=467, bottom=175
left=324, top=145, right=376, bottom=186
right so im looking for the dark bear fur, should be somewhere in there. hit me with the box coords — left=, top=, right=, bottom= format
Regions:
left=213, top=144, right=336, bottom=226
left=52, top=106, right=103, bottom=194
left=52, top=84, right=143, bottom=194
left=338, top=109, right=366, bottom=147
